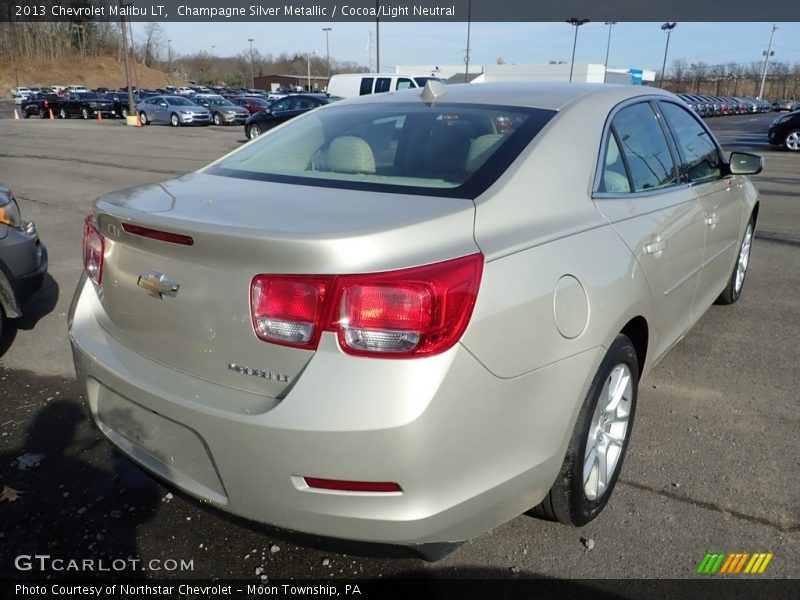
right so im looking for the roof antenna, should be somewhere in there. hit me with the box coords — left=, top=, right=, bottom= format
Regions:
left=421, top=80, right=447, bottom=105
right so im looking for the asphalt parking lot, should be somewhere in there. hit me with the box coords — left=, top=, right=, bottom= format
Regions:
left=0, top=105, right=798, bottom=585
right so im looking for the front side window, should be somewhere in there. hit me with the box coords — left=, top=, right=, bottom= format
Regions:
left=293, top=98, right=315, bottom=110
left=611, top=103, right=677, bottom=192
left=659, top=102, right=722, bottom=183
left=209, top=102, right=555, bottom=199
left=270, top=99, right=291, bottom=111
left=167, top=97, right=193, bottom=106
left=396, top=78, right=414, bottom=90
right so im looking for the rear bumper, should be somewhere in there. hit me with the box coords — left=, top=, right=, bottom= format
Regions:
left=69, top=277, right=599, bottom=548
left=86, top=107, right=116, bottom=117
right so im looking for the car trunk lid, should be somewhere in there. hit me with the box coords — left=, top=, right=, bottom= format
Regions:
left=91, top=173, right=478, bottom=399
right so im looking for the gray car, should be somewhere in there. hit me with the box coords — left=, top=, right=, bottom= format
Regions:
left=0, top=183, right=47, bottom=343
left=69, top=82, right=760, bottom=559
left=192, top=94, right=250, bottom=126
left=135, top=95, right=211, bottom=127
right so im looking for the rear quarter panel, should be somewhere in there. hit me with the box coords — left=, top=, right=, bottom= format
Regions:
left=465, top=95, right=655, bottom=379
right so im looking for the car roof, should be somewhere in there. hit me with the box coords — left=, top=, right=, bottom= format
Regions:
left=345, top=82, right=676, bottom=112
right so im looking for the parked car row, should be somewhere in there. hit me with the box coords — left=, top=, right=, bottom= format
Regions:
left=676, top=94, right=772, bottom=117
left=20, top=92, right=115, bottom=119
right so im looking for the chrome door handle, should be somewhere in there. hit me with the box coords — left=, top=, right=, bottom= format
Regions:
left=705, top=212, right=719, bottom=228
left=644, top=238, right=666, bottom=256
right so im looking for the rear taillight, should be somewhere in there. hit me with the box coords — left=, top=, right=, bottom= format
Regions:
left=251, top=276, right=329, bottom=349
left=249, top=254, right=483, bottom=358
left=83, top=215, right=105, bottom=285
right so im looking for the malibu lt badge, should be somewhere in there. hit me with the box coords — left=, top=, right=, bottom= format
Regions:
left=137, top=271, right=180, bottom=299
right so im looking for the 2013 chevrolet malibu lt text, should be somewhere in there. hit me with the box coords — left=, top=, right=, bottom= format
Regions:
left=69, top=82, right=761, bottom=559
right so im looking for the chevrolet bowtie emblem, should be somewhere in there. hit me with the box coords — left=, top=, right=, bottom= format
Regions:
left=137, top=271, right=180, bottom=299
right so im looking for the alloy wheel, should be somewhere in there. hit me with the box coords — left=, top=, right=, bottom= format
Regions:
left=734, top=223, right=753, bottom=294
left=785, top=130, right=800, bottom=152
left=583, top=363, right=633, bottom=501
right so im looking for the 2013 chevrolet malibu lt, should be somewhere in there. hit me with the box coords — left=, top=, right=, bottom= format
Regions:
left=69, top=82, right=761, bottom=559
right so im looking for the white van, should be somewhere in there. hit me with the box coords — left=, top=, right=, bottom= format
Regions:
left=326, top=73, right=445, bottom=99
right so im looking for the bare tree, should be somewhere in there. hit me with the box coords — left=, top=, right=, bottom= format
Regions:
left=139, top=22, right=165, bottom=67
left=670, top=58, right=688, bottom=92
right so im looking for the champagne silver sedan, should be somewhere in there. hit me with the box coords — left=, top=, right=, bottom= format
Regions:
left=69, top=82, right=761, bottom=559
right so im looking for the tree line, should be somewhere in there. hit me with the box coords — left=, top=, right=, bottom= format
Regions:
left=1, top=21, right=367, bottom=88
left=662, top=58, right=800, bottom=99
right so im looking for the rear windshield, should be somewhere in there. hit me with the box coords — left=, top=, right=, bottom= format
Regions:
left=209, top=102, right=555, bottom=199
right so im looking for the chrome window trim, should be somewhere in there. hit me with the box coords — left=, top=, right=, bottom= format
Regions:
left=592, top=95, right=684, bottom=199
left=655, top=98, right=728, bottom=184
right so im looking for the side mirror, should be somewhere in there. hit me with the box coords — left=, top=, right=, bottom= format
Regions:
left=728, top=152, right=763, bottom=175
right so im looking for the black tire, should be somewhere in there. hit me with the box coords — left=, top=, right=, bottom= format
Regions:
left=212, top=112, right=223, bottom=126
left=783, top=129, right=800, bottom=152
left=22, top=108, right=29, bottom=118
left=248, top=123, right=262, bottom=140
left=170, top=113, right=180, bottom=127
left=81, top=107, right=90, bottom=119
left=139, top=112, right=148, bottom=126
left=533, top=334, right=639, bottom=526
left=39, top=107, right=46, bottom=119
left=59, top=108, right=69, bottom=119
left=715, top=217, right=754, bottom=305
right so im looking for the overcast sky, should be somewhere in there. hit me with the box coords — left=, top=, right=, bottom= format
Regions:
left=139, top=21, right=800, bottom=73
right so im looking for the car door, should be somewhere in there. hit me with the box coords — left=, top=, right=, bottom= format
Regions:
left=154, top=98, right=169, bottom=123
left=267, top=98, right=295, bottom=126
left=593, top=100, right=705, bottom=363
left=142, top=97, right=157, bottom=122
left=657, top=100, right=745, bottom=317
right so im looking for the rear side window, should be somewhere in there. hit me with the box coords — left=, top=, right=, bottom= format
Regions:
left=600, top=133, right=632, bottom=193
left=359, top=78, right=374, bottom=96
left=611, top=103, right=677, bottom=192
left=659, top=102, right=722, bottom=183
left=375, top=78, right=391, bottom=93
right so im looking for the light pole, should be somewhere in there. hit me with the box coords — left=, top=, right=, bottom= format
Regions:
left=307, top=50, right=316, bottom=91
left=603, top=21, right=616, bottom=83
left=118, top=1, right=135, bottom=119
left=464, top=0, right=472, bottom=83
left=566, top=18, right=589, bottom=83
left=322, top=27, right=332, bottom=79
left=375, top=1, right=380, bottom=72
left=247, top=38, right=255, bottom=89
left=167, top=39, right=172, bottom=73
left=758, top=24, right=778, bottom=100
left=659, top=22, right=677, bottom=88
